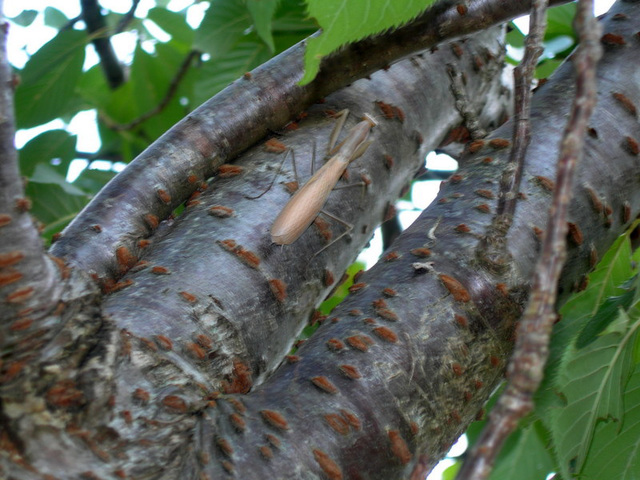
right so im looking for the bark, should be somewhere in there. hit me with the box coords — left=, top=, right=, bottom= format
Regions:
left=49, top=0, right=568, bottom=283
left=187, top=4, right=640, bottom=478
left=0, top=5, right=67, bottom=367
left=2, top=1, right=640, bottom=479
left=100, top=28, right=509, bottom=392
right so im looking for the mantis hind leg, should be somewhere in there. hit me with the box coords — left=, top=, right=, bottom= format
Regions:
left=244, top=148, right=292, bottom=200
left=312, top=209, right=354, bottom=257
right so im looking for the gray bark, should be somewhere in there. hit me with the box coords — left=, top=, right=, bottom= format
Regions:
left=48, top=0, right=567, bottom=282
left=2, top=1, right=640, bottom=479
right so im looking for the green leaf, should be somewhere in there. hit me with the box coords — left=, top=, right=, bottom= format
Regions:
left=271, top=0, right=318, bottom=54
left=73, top=168, right=118, bottom=195
left=580, top=366, right=640, bottom=479
left=15, top=30, right=86, bottom=129
left=127, top=42, right=191, bottom=139
left=77, top=64, right=110, bottom=108
left=464, top=387, right=554, bottom=480
left=506, top=22, right=526, bottom=48
left=43, top=7, right=69, bottom=29
left=550, top=309, right=640, bottom=478
left=191, top=0, right=313, bottom=107
left=545, top=2, right=577, bottom=41
left=25, top=182, right=90, bottom=242
left=535, top=58, right=563, bottom=79
left=10, top=9, right=38, bottom=27
left=19, top=129, right=77, bottom=178
left=490, top=422, right=555, bottom=480
left=246, top=0, right=280, bottom=52
left=301, top=0, right=435, bottom=84
left=273, top=0, right=318, bottom=35
left=535, top=224, right=639, bottom=422
left=194, top=0, right=252, bottom=59
left=442, top=461, right=461, bottom=480
left=82, top=40, right=190, bottom=152
left=577, top=279, right=637, bottom=348
left=30, top=164, right=86, bottom=196
left=147, top=7, right=194, bottom=51
left=77, top=65, right=145, bottom=162
left=193, top=38, right=272, bottom=106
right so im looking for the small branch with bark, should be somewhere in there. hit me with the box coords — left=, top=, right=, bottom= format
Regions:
left=496, top=0, right=548, bottom=219
left=475, top=0, right=548, bottom=275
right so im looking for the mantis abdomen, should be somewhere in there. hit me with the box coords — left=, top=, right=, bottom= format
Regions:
left=271, top=156, right=350, bottom=245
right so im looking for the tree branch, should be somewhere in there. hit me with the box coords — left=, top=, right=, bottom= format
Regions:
left=50, top=0, right=571, bottom=282
left=1, top=27, right=511, bottom=480
left=0, top=6, right=65, bottom=342
left=4, top=1, right=640, bottom=478
left=102, top=28, right=509, bottom=394
left=458, top=0, right=603, bottom=477
left=81, top=0, right=126, bottom=89
left=115, top=0, right=141, bottom=34
left=193, top=6, right=632, bottom=471
left=475, top=0, right=548, bottom=274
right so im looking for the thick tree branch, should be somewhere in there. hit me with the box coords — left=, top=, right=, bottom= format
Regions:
left=102, top=29, right=509, bottom=395
left=186, top=3, right=638, bottom=478
left=0, top=6, right=66, bottom=353
left=1, top=27, right=510, bottom=480
left=50, top=0, right=570, bottom=282
left=4, top=1, right=639, bottom=477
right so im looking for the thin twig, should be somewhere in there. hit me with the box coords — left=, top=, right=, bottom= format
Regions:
left=456, top=1, right=602, bottom=479
left=475, top=0, right=548, bottom=274
left=116, top=0, right=141, bottom=34
left=102, top=50, right=200, bottom=131
left=497, top=0, right=548, bottom=218
left=60, top=15, right=83, bottom=32
left=76, top=151, right=124, bottom=164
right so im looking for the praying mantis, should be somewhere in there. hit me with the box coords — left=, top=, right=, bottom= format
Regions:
left=270, top=110, right=377, bottom=246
